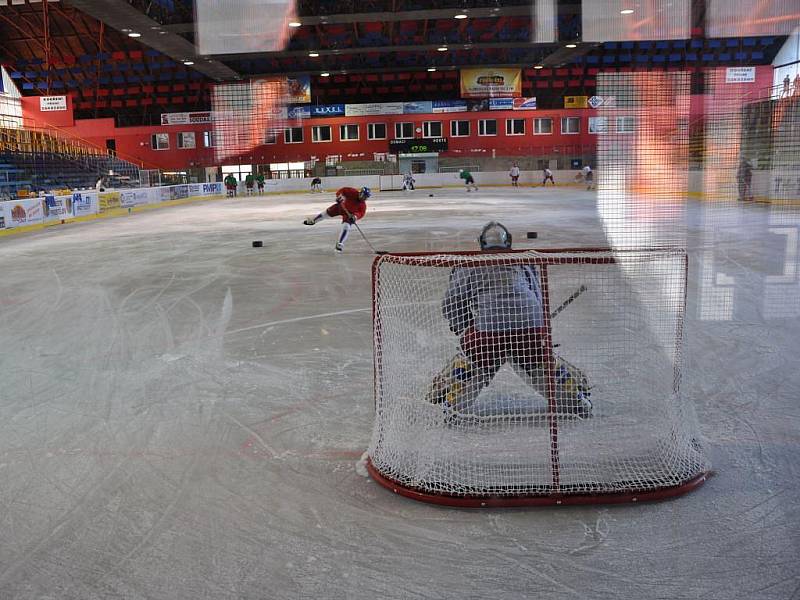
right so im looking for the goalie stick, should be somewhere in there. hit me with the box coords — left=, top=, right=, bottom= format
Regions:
left=550, top=284, right=588, bottom=320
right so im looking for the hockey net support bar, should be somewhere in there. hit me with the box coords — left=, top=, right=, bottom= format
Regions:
left=368, top=248, right=709, bottom=507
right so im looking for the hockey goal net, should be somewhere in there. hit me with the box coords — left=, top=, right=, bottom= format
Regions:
left=367, top=248, right=709, bottom=506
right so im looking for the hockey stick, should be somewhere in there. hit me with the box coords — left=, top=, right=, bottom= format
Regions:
left=550, top=284, right=587, bottom=319
left=338, top=201, right=386, bottom=255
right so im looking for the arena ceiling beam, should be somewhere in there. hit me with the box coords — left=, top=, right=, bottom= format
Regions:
left=63, top=0, right=240, bottom=81
left=159, top=5, right=535, bottom=35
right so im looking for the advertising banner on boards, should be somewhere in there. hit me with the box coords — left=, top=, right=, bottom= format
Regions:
left=72, top=192, right=98, bottom=217
left=120, top=189, right=154, bottom=208
left=43, top=195, right=72, bottom=222
left=5, top=198, right=43, bottom=227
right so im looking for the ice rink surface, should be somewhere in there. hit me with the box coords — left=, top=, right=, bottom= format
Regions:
left=0, top=186, right=798, bottom=599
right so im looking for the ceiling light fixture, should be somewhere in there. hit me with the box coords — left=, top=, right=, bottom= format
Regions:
left=428, top=67, right=437, bottom=72
left=289, top=21, right=302, bottom=27
left=128, top=32, right=141, bottom=38
left=565, top=43, right=577, bottom=48
left=620, top=9, right=634, bottom=14
left=438, top=46, right=448, bottom=52
left=183, top=60, right=194, bottom=65
left=454, top=13, right=468, bottom=19
left=320, top=72, right=330, bottom=77
left=309, top=52, right=320, bottom=57
left=534, top=64, right=544, bottom=69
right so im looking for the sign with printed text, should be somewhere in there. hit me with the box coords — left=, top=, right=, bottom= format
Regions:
left=564, top=95, right=589, bottom=109
left=513, top=97, right=537, bottom=110
left=389, top=137, right=448, bottom=154
left=345, top=103, right=404, bottom=117
left=43, top=195, right=72, bottom=222
left=6, top=199, right=43, bottom=227
left=120, top=189, right=154, bottom=208
left=161, top=111, right=216, bottom=126
left=432, top=100, right=468, bottom=113
left=286, top=75, right=311, bottom=104
left=489, top=97, right=536, bottom=110
left=72, top=192, right=97, bottom=217
left=588, top=96, right=616, bottom=108
left=726, top=67, right=756, bottom=83
left=460, top=68, right=521, bottom=98
left=311, top=104, right=345, bottom=117
left=489, top=98, right=514, bottom=110
left=402, top=101, right=433, bottom=114
left=287, top=105, right=311, bottom=119
left=39, top=96, right=67, bottom=112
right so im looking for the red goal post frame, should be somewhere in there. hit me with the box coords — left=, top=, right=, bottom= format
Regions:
left=368, top=247, right=709, bottom=507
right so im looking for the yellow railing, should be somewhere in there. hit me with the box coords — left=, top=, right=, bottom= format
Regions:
left=0, top=114, right=160, bottom=171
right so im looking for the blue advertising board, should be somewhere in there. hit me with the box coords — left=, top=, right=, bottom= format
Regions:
left=403, top=101, right=433, bottom=114
left=311, top=104, right=346, bottom=117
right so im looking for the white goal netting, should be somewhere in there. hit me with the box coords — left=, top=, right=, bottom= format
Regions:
left=368, top=248, right=709, bottom=505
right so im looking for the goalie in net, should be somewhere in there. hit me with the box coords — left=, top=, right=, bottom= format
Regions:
left=426, top=222, right=592, bottom=418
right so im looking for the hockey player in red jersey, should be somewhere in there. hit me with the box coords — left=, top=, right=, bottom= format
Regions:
left=303, top=186, right=371, bottom=252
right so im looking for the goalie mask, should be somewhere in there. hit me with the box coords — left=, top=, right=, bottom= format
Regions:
left=479, top=221, right=512, bottom=250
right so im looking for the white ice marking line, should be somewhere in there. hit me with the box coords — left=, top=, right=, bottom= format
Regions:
left=224, top=307, right=371, bottom=336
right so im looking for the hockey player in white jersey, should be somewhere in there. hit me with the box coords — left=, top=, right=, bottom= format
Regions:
left=427, top=222, right=592, bottom=418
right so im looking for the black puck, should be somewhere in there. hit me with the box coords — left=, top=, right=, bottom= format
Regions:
left=527, top=232, right=538, bottom=239
left=252, top=240, right=263, bottom=247
left=429, top=194, right=434, bottom=197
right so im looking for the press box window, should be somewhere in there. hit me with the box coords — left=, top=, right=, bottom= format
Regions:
left=312, top=125, right=332, bottom=142
left=616, top=116, right=636, bottom=133
left=151, top=133, right=169, bottom=150
left=588, top=117, right=608, bottom=134
left=202, top=131, right=216, bottom=147
left=534, top=118, right=553, bottom=135
left=340, top=124, right=360, bottom=141
left=176, top=132, right=195, bottom=149
left=423, top=121, right=442, bottom=137
left=284, top=127, right=304, bottom=143
left=395, top=122, right=414, bottom=139
left=506, top=119, right=525, bottom=135
left=368, top=123, right=387, bottom=140
left=450, top=120, right=470, bottom=137
left=561, top=117, right=580, bottom=134
left=478, top=119, right=497, bottom=136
